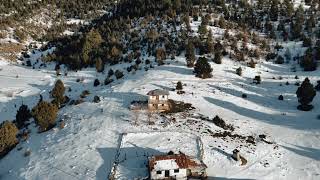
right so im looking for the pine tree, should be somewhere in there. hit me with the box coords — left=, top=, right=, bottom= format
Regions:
left=51, top=79, right=65, bottom=107
left=194, top=57, right=213, bottom=79
left=283, top=0, right=294, bottom=18
left=291, top=5, right=304, bottom=39
left=296, top=78, right=316, bottom=111
left=198, top=19, right=208, bottom=38
left=214, top=51, right=222, bottom=64
left=185, top=41, right=196, bottom=67
left=16, top=104, right=32, bottom=129
left=270, top=0, right=279, bottom=21
left=236, top=67, right=243, bottom=76
left=81, top=29, right=103, bottom=65
left=95, top=58, right=104, bottom=72
left=218, top=16, right=226, bottom=28
left=301, top=48, right=317, bottom=71
left=176, top=81, right=183, bottom=91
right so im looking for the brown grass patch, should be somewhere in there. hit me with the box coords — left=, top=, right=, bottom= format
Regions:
left=0, top=43, right=24, bottom=61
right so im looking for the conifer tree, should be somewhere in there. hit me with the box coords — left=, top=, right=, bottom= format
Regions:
left=16, top=104, right=32, bottom=129
left=296, top=78, right=316, bottom=111
left=194, top=57, right=212, bottom=79
left=185, top=41, right=196, bottom=67
left=51, top=79, right=66, bottom=107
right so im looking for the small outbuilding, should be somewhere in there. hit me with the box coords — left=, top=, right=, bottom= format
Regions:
left=148, top=152, right=207, bottom=180
left=147, top=89, right=170, bottom=112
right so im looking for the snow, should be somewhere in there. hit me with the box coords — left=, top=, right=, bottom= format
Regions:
left=154, top=160, right=179, bottom=171
left=1, top=46, right=319, bottom=179
left=0, top=6, right=320, bottom=179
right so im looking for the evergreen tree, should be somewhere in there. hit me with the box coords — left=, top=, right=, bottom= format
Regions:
left=301, top=48, right=317, bottom=71
left=283, top=0, right=294, bottom=18
left=51, top=79, right=66, bottom=107
left=194, top=57, right=212, bottom=79
left=236, top=67, right=243, bottom=76
left=291, top=5, right=304, bottom=39
left=214, top=51, right=222, bottom=64
left=95, top=57, right=104, bottom=72
left=296, top=78, right=316, bottom=111
left=94, top=79, right=100, bottom=87
left=270, top=0, right=279, bottom=21
left=81, top=29, right=103, bottom=66
left=16, top=104, right=32, bottom=129
left=218, top=16, right=226, bottom=28
left=185, top=41, right=196, bottom=67
left=198, top=22, right=208, bottom=38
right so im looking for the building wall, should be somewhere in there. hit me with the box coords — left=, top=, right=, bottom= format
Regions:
left=158, top=95, right=168, bottom=101
left=148, top=103, right=169, bottom=111
left=148, top=95, right=169, bottom=112
left=150, top=168, right=187, bottom=180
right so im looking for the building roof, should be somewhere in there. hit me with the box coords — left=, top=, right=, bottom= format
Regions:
left=147, top=89, right=169, bottom=96
left=148, top=153, right=207, bottom=171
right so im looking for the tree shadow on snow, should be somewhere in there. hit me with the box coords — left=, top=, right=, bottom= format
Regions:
left=157, top=65, right=194, bottom=76
left=102, top=91, right=148, bottom=108
left=203, top=96, right=320, bottom=131
left=281, top=144, right=320, bottom=161
left=96, top=145, right=164, bottom=179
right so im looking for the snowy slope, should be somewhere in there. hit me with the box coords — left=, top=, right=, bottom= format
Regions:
left=0, top=44, right=319, bottom=179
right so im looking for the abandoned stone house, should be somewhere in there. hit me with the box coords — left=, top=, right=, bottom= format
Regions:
left=147, top=89, right=170, bottom=112
left=148, top=152, right=207, bottom=180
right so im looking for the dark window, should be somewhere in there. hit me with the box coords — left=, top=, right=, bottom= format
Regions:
left=162, top=104, right=164, bottom=106
left=174, top=169, right=179, bottom=173
left=156, top=171, right=162, bottom=174
left=162, top=95, right=165, bottom=98
left=165, top=170, right=170, bottom=177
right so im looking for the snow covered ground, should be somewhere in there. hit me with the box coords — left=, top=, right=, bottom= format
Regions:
left=114, top=132, right=201, bottom=179
left=0, top=33, right=320, bottom=180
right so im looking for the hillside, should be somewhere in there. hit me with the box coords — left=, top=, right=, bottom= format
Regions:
left=0, top=0, right=320, bottom=179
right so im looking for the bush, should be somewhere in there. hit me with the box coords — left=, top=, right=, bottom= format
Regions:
left=94, top=79, right=100, bottom=87
left=253, top=76, right=261, bottom=84
left=236, top=67, right=242, bottom=76
left=115, top=70, right=124, bottom=79
left=275, top=56, right=284, bottom=64
left=248, top=60, right=256, bottom=68
left=80, top=90, right=90, bottom=98
left=266, top=53, right=277, bottom=61
left=32, top=101, right=58, bottom=132
left=104, top=78, right=114, bottom=85
left=93, top=96, right=101, bottom=103
left=16, top=104, right=32, bottom=129
left=278, top=95, right=284, bottom=100
left=0, top=121, right=19, bottom=158
left=176, top=81, right=183, bottom=91
left=242, top=94, right=247, bottom=98
left=108, top=69, right=114, bottom=77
